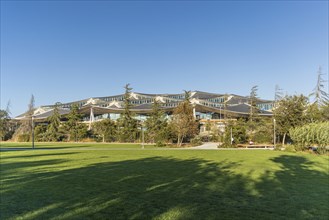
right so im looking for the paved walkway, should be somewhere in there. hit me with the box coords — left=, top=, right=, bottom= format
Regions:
left=0, top=143, right=276, bottom=151
left=189, top=142, right=219, bottom=149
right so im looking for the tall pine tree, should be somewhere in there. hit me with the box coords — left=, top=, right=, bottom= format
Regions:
left=46, top=103, right=61, bottom=141
left=247, top=86, right=260, bottom=141
left=117, top=84, right=138, bottom=142
left=64, top=104, right=83, bottom=142
left=145, top=100, right=168, bottom=144
left=310, top=67, right=329, bottom=107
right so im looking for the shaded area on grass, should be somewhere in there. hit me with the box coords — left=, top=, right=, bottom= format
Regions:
left=0, top=143, right=155, bottom=152
left=1, top=155, right=328, bottom=219
left=0, top=147, right=79, bottom=152
left=0, top=152, right=78, bottom=160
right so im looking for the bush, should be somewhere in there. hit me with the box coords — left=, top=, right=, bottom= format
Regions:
left=274, top=144, right=282, bottom=151
left=190, top=136, right=202, bottom=146
left=210, top=134, right=220, bottom=142
left=316, top=146, right=328, bottom=155
left=81, top=138, right=95, bottom=142
left=219, top=142, right=236, bottom=148
left=293, top=144, right=305, bottom=152
left=17, top=133, right=30, bottom=142
left=284, top=144, right=296, bottom=152
left=253, top=131, right=272, bottom=144
left=200, top=135, right=211, bottom=142
left=290, top=122, right=329, bottom=151
left=155, top=141, right=166, bottom=147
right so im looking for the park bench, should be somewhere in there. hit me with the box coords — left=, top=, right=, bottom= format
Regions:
left=237, top=144, right=274, bottom=149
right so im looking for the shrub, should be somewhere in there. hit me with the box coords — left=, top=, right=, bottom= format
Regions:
left=284, top=144, right=296, bottom=152
left=316, top=146, right=328, bottom=155
left=293, top=144, right=305, bottom=152
left=81, top=138, right=95, bottom=142
left=190, top=136, right=202, bottom=146
left=290, top=122, right=329, bottom=151
left=219, top=142, right=237, bottom=148
left=253, top=131, right=272, bottom=144
left=155, top=141, right=166, bottom=147
left=274, top=144, right=282, bottom=151
left=17, top=133, right=30, bottom=142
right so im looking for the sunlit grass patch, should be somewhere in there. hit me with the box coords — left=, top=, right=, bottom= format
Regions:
left=1, top=144, right=328, bottom=219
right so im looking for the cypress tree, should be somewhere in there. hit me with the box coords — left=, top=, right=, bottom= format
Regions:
left=46, top=104, right=61, bottom=141
left=117, top=84, right=138, bottom=142
left=145, top=100, right=168, bottom=144
left=65, top=104, right=83, bottom=142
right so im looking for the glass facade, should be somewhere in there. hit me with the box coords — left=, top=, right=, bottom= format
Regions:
left=257, top=103, right=274, bottom=111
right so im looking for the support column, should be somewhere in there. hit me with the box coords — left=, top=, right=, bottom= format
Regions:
left=88, top=107, right=95, bottom=130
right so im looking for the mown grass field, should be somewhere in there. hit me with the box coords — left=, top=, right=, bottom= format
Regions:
left=1, top=142, right=328, bottom=220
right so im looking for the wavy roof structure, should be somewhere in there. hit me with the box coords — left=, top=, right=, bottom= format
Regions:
left=15, top=91, right=274, bottom=120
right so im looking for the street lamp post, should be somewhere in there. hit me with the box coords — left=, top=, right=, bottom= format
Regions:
left=230, top=127, right=233, bottom=145
left=140, top=121, right=145, bottom=149
left=142, top=125, right=145, bottom=149
left=31, top=116, right=35, bottom=149
left=273, top=118, right=276, bottom=148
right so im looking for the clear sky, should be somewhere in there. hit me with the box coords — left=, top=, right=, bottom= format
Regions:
left=1, top=1, right=328, bottom=117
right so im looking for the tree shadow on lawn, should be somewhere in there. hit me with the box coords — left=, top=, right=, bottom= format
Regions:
left=0, top=147, right=78, bottom=152
left=1, top=155, right=328, bottom=220
left=0, top=152, right=78, bottom=160
left=255, top=156, right=329, bottom=219
left=0, top=143, right=103, bottom=152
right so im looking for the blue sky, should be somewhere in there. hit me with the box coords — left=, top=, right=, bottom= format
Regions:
left=1, top=1, right=328, bottom=117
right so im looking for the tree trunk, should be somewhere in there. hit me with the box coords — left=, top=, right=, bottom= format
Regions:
left=102, top=135, right=105, bottom=143
left=282, top=133, right=287, bottom=146
left=179, top=135, right=184, bottom=147
left=177, top=134, right=185, bottom=147
left=177, top=135, right=181, bottom=147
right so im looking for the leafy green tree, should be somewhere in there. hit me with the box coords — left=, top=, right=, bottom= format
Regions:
left=247, top=85, right=261, bottom=141
left=223, top=119, right=248, bottom=146
left=252, top=118, right=273, bottom=144
left=205, top=120, right=211, bottom=132
left=27, top=94, right=35, bottom=134
left=273, top=95, right=308, bottom=145
left=13, top=95, right=35, bottom=141
left=64, top=104, right=83, bottom=142
left=34, top=124, right=48, bottom=142
left=75, top=123, right=88, bottom=141
left=46, top=104, right=61, bottom=141
left=93, top=119, right=117, bottom=142
left=117, top=84, right=138, bottom=142
left=0, top=109, right=14, bottom=141
left=145, top=100, right=168, bottom=145
left=305, top=103, right=322, bottom=123
left=170, top=91, right=198, bottom=147
left=320, top=102, right=329, bottom=121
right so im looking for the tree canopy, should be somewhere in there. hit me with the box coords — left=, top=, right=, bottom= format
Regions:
left=117, top=84, right=138, bottom=142
left=273, top=95, right=309, bottom=145
left=145, top=100, right=169, bottom=145
left=170, top=91, right=198, bottom=147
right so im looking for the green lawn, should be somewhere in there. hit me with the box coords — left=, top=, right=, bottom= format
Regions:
left=1, top=143, right=328, bottom=220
